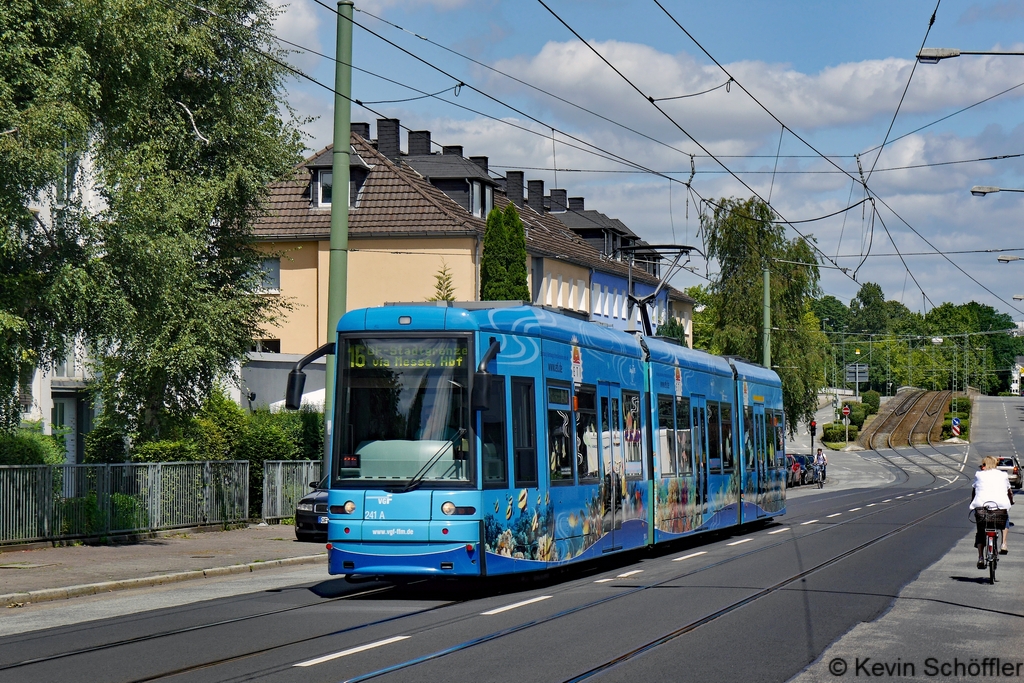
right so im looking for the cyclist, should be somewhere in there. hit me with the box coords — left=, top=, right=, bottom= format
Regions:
left=970, top=455, right=1014, bottom=568
left=814, top=448, right=828, bottom=482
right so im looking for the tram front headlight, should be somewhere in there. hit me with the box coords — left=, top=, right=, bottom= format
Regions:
left=343, top=500, right=356, bottom=514
left=441, top=501, right=456, bottom=515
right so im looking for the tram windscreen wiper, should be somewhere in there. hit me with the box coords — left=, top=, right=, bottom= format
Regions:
left=401, top=428, right=466, bottom=493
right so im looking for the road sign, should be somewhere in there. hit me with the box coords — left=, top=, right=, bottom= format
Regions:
left=953, top=424, right=961, bottom=436
left=952, top=417, right=961, bottom=426
left=842, top=405, right=851, bottom=416
left=845, top=363, right=869, bottom=383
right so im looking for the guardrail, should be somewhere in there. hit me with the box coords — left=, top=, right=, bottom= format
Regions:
left=262, top=460, right=322, bottom=521
left=0, top=461, right=249, bottom=544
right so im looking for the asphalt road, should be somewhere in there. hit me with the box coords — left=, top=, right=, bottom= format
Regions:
left=1, top=401, right=1010, bottom=683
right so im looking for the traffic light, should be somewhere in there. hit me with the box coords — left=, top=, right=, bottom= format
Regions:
left=810, top=420, right=817, bottom=439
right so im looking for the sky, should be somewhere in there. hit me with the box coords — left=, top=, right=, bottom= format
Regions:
left=269, top=0, right=1024, bottom=323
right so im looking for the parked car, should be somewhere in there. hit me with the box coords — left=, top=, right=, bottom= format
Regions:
left=295, top=479, right=328, bottom=542
left=786, top=454, right=801, bottom=488
left=794, top=455, right=813, bottom=486
left=996, top=456, right=1022, bottom=489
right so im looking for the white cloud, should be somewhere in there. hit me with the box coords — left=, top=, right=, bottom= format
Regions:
left=270, top=0, right=325, bottom=71
left=357, top=0, right=472, bottom=12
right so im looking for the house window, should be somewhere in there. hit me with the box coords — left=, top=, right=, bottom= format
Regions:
left=485, top=185, right=493, bottom=215
left=471, top=181, right=482, bottom=217
left=319, top=170, right=333, bottom=206
left=260, top=258, right=281, bottom=293
left=250, top=339, right=281, bottom=353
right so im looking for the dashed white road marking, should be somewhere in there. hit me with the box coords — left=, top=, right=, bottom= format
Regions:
left=481, top=595, right=552, bottom=615
left=882, top=499, right=892, bottom=503
left=294, top=636, right=411, bottom=667
left=867, top=503, right=877, bottom=507
left=617, top=570, right=644, bottom=578
left=800, top=519, right=819, bottom=525
left=827, top=513, right=842, bottom=518
left=594, top=578, right=614, bottom=583
left=672, top=551, right=707, bottom=562
left=727, top=538, right=752, bottom=546
left=849, top=508, right=862, bottom=512
left=767, top=528, right=789, bottom=535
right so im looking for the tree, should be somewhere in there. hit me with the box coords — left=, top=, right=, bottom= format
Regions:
left=701, top=197, right=827, bottom=434
left=427, top=258, right=456, bottom=302
left=848, top=282, right=888, bottom=334
left=480, top=207, right=508, bottom=300
left=480, top=204, right=529, bottom=301
left=684, top=284, right=717, bottom=351
left=1, top=0, right=303, bottom=438
left=810, top=295, right=848, bottom=332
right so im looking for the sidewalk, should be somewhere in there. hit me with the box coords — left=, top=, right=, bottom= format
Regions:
left=0, top=524, right=325, bottom=607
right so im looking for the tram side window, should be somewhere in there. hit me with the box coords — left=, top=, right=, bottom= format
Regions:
left=773, top=411, right=785, bottom=467
left=548, top=384, right=575, bottom=485
left=511, top=378, right=538, bottom=488
left=675, top=397, right=692, bottom=474
left=720, top=404, right=734, bottom=471
left=707, top=402, right=722, bottom=473
left=657, top=395, right=676, bottom=476
left=743, top=406, right=755, bottom=470
left=481, top=376, right=507, bottom=488
left=755, top=409, right=767, bottom=468
left=765, top=410, right=777, bottom=469
left=576, top=385, right=600, bottom=483
left=622, top=390, right=643, bottom=479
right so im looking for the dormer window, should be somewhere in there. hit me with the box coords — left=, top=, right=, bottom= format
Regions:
left=318, top=170, right=333, bottom=206
left=469, top=181, right=494, bottom=218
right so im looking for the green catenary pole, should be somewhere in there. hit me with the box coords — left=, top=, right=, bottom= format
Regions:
left=762, top=268, right=771, bottom=368
left=324, top=0, right=353, bottom=471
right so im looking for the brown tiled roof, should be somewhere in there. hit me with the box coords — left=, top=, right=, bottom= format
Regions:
left=500, top=196, right=693, bottom=303
left=255, top=134, right=484, bottom=240
left=253, top=135, right=692, bottom=304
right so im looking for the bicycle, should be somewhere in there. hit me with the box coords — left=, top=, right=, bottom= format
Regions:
left=969, top=502, right=1003, bottom=584
left=813, top=463, right=824, bottom=489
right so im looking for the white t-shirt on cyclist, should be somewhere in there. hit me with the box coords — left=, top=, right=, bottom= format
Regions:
left=969, top=468, right=1012, bottom=511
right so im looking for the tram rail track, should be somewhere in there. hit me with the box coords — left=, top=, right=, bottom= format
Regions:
left=3, top=400, right=973, bottom=683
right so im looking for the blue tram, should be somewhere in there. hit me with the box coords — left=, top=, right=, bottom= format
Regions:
left=286, top=303, right=786, bottom=577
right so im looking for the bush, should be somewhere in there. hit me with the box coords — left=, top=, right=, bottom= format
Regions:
left=131, top=440, right=200, bottom=462
left=83, top=421, right=128, bottom=463
left=861, top=391, right=880, bottom=414
left=950, top=397, right=972, bottom=414
left=841, top=401, right=867, bottom=429
left=238, top=409, right=300, bottom=517
left=110, top=492, right=149, bottom=530
left=941, top=418, right=970, bottom=440
left=0, top=428, right=66, bottom=465
left=822, top=422, right=858, bottom=443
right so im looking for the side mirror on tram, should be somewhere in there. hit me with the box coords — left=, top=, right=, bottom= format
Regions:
left=472, top=372, right=492, bottom=412
left=285, top=369, right=306, bottom=411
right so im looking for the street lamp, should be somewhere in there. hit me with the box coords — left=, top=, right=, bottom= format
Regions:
left=998, top=255, right=1021, bottom=263
left=1014, top=295, right=1024, bottom=301
left=971, top=186, right=1024, bottom=197
left=918, top=47, right=1024, bottom=63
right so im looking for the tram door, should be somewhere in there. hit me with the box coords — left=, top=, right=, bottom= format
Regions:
left=691, top=396, right=708, bottom=521
left=598, top=382, right=624, bottom=550
left=753, top=404, right=768, bottom=518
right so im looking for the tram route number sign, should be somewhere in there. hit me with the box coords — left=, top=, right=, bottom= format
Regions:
left=842, top=405, right=851, bottom=417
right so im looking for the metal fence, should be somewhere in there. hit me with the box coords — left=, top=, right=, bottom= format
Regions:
left=0, top=461, right=249, bottom=544
left=262, top=460, right=321, bottom=521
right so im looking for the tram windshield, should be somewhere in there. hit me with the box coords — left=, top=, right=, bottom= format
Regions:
left=335, top=337, right=471, bottom=486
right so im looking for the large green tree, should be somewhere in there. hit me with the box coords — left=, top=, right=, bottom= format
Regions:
left=1, top=0, right=303, bottom=438
left=701, top=197, right=827, bottom=433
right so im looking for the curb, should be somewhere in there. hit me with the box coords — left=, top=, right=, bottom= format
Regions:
left=1, top=553, right=327, bottom=608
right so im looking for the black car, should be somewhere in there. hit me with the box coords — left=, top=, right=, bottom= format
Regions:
left=295, top=480, right=328, bottom=542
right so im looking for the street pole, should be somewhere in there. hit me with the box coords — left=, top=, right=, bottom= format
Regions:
left=762, top=268, right=771, bottom=368
left=323, top=0, right=354, bottom=471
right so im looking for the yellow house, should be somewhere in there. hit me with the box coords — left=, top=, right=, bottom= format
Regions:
left=249, top=120, right=693, bottom=406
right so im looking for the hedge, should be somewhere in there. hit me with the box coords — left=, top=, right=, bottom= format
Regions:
left=861, top=391, right=880, bottom=414
left=823, top=422, right=858, bottom=443
left=0, top=428, right=66, bottom=465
